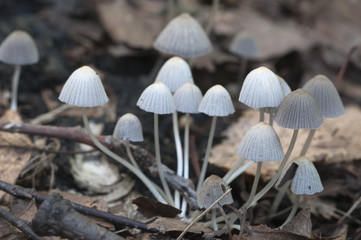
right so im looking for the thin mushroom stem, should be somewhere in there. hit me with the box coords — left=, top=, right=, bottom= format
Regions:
left=225, top=161, right=254, bottom=185
left=154, top=113, right=174, bottom=205
left=259, top=108, right=265, bottom=122
left=125, top=139, right=140, bottom=169
left=300, top=129, right=316, bottom=156
left=10, top=64, right=21, bottom=111
left=173, top=111, right=183, bottom=209
left=248, top=129, right=299, bottom=208
left=211, top=208, right=218, bottom=230
left=223, top=158, right=246, bottom=182
left=181, top=113, right=191, bottom=216
left=176, top=188, right=232, bottom=240
left=280, top=194, right=300, bottom=228
left=269, top=108, right=274, bottom=127
left=218, top=203, right=233, bottom=240
left=81, top=108, right=167, bottom=204
left=245, top=162, right=262, bottom=208
left=197, top=116, right=218, bottom=193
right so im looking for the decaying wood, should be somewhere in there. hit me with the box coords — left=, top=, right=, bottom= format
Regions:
left=31, top=193, right=123, bottom=240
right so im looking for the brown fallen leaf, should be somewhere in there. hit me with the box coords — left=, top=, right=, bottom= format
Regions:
left=147, top=217, right=212, bottom=235
left=133, top=196, right=181, bottom=218
left=243, top=223, right=312, bottom=240
left=283, top=208, right=312, bottom=238
left=210, top=105, right=361, bottom=180
left=0, top=110, right=32, bottom=201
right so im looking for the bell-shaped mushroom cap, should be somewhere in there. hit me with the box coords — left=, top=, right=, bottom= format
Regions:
left=303, top=75, right=344, bottom=118
left=173, top=82, right=203, bottom=114
left=237, top=122, right=284, bottom=162
left=137, top=82, right=175, bottom=114
left=229, top=32, right=258, bottom=58
left=197, top=175, right=233, bottom=209
left=277, top=76, right=292, bottom=96
left=198, top=85, right=235, bottom=117
left=154, top=13, right=212, bottom=58
left=0, top=30, right=39, bottom=65
left=155, top=56, right=193, bottom=92
left=59, top=66, right=109, bottom=107
left=279, top=156, right=323, bottom=195
left=274, top=89, right=323, bottom=129
left=239, top=67, right=285, bottom=109
left=113, top=113, right=144, bottom=142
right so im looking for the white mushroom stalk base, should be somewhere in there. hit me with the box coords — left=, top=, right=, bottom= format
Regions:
left=81, top=108, right=167, bottom=204
left=245, top=162, right=262, bottom=208
left=181, top=113, right=191, bottom=216
left=173, top=111, right=183, bottom=209
left=10, top=64, right=21, bottom=111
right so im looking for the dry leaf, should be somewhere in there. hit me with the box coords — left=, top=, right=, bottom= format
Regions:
left=10, top=198, right=37, bottom=223
left=133, top=196, right=181, bottom=218
left=147, top=217, right=212, bottom=234
left=210, top=105, right=361, bottom=180
left=244, top=223, right=311, bottom=240
left=95, top=0, right=165, bottom=49
left=0, top=110, right=32, bottom=201
left=283, top=208, right=312, bottom=238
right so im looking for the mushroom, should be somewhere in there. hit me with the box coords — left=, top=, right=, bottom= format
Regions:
left=301, top=74, right=345, bottom=156
left=154, top=13, right=212, bottom=58
left=113, top=113, right=144, bottom=169
left=197, top=175, right=233, bottom=237
left=59, top=66, right=166, bottom=204
left=0, top=30, right=39, bottom=111
left=277, top=156, right=323, bottom=228
left=229, top=32, right=258, bottom=81
left=137, top=82, right=176, bottom=205
left=239, top=66, right=284, bottom=123
left=196, top=85, right=235, bottom=193
left=173, top=82, right=203, bottom=215
left=248, top=89, right=323, bottom=207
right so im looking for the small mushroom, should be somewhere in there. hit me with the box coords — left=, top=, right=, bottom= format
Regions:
left=196, top=85, right=235, bottom=193
left=0, top=30, right=39, bottom=111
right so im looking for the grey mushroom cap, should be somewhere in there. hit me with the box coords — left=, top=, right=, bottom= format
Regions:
left=229, top=32, right=258, bottom=58
left=154, top=13, right=212, bottom=58
left=59, top=66, right=109, bottom=107
left=155, top=56, right=193, bottom=92
left=198, top=85, right=235, bottom=117
left=274, top=89, right=323, bottom=129
left=303, top=75, right=344, bottom=118
left=239, top=67, right=285, bottom=109
left=113, top=113, right=144, bottom=142
left=173, top=82, right=203, bottom=114
left=137, top=82, right=175, bottom=114
left=237, top=122, right=284, bottom=162
left=197, top=175, right=233, bottom=209
left=278, top=156, right=324, bottom=195
left=0, top=30, right=39, bottom=65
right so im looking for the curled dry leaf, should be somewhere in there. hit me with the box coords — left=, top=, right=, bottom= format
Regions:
left=0, top=110, right=32, bottom=201
left=210, top=105, right=361, bottom=180
left=282, top=208, right=312, bottom=238
left=147, top=217, right=212, bottom=235
left=133, top=196, right=181, bottom=218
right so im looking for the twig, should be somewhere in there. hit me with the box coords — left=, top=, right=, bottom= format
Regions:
left=0, top=206, right=45, bottom=240
left=0, top=179, right=158, bottom=232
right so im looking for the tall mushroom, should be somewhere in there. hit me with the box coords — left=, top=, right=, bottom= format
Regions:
left=0, top=30, right=39, bottom=111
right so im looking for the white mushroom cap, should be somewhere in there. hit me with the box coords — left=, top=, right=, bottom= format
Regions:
left=229, top=32, right=258, bottom=58
left=198, top=85, right=235, bottom=117
left=173, top=82, right=203, bottom=114
left=197, top=175, right=233, bottom=209
left=277, top=76, right=292, bottom=96
left=154, top=13, right=212, bottom=58
left=59, top=66, right=109, bottom=107
left=155, top=56, right=193, bottom=92
left=237, top=122, right=284, bottom=162
left=113, top=113, right=144, bottom=142
left=0, top=30, right=39, bottom=65
left=137, top=82, right=175, bottom=114
left=286, top=156, right=324, bottom=195
left=239, top=67, right=285, bottom=109
left=303, top=75, right=344, bottom=118
left=274, top=89, right=323, bottom=129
